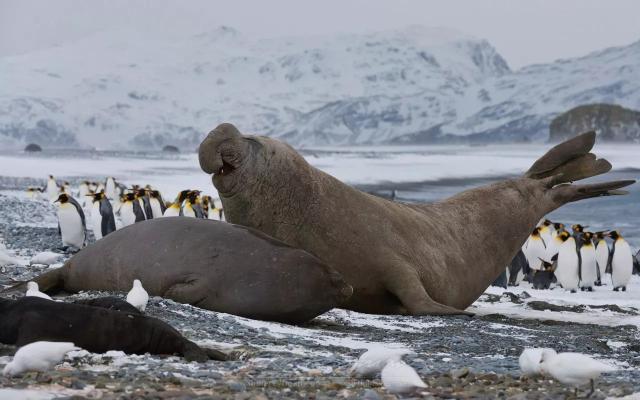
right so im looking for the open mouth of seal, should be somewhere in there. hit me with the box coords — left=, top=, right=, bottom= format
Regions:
left=215, top=160, right=236, bottom=177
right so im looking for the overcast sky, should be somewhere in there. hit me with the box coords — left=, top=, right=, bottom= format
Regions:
left=1, top=0, right=639, bottom=69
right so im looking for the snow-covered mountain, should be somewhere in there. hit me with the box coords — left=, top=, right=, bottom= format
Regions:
left=1, top=25, right=639, bottom=150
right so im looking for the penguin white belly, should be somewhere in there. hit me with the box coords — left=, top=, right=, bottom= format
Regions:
left=150, top=198, right=163, bottom=219
left=208, top=211, right=219, bottom=220
left=138, top=199, right=148, bottom=219
left=611, top=240, right=633, bottom=289
left=525, top=238, right=546, bottom=270
left=163, top=206, right=180, bottom=217
left=120, top=202, right=136, bottom=227
left=58, top=204, right=85, bottom=248
left=555, top=240, right=579, bottom=291
left=105, top=179, right=116, bottom=199
left=90, top=202, right=103, bottom=240
left=579, top=246, right=597, bottom=288
left=595, top=241, right=609, bottom=281
left=182, top=204, right=196, bottom=218
left=46, top=181, right=58, bottom=201
left=545, top=238, right=561, bottom=260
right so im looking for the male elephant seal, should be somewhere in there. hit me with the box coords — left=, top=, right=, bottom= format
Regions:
left=0, top=297, right=225, bottom=361
left=3, top=218, right=351, bottom=323
left=199, top=123, right=634, bottom=316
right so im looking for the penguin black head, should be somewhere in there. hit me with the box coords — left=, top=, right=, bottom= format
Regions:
left=149, top=190, right=162, bottom=199
left=187, top=190, right=201, bottom=204
left=582, top=232, right=594, bottom=243
left=49, top=175, right=54, bottom=179
left=55, top=193, right=70, bottom=204
left=608, top=230, right=621, bottom=241
left=542, top=219, right=552, bottom=227
left=177, top=190, right=190, bottom=203
left=594, top=231, right=608, bottom=240
left=531, top=227, right=541, bottom=236
left=553, top=222, right=565, bottom=231
left=558, top=231, right=571, bottom=242
left=538, top=258, right=554, bottom=271
left=572, top=224, right=585, bottom=233
left=124, top=192, right=136, bottom=202
left=135, top=188, right=147, bottom=197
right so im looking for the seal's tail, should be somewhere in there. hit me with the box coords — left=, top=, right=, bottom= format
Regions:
left=524, top=131, right=635, bottom=202
left=0, top=266, right=65, bottom=298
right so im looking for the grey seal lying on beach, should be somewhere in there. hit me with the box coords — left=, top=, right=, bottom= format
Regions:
left=3, top=218, right=352, bottom=323
left=199, top=123, right=634, bottom=316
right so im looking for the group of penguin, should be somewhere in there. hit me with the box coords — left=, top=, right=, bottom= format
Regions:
left=28, top=175, right=224, bottom=251
left=494, top=219, right=640, bottom=292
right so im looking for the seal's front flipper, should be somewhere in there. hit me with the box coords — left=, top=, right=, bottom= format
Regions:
left=387, top=270, right=473, bottom=317
left=164, top=277, right=209, bottom=306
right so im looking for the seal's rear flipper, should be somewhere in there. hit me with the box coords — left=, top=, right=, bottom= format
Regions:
left=0, top=267, right=65, bottom=298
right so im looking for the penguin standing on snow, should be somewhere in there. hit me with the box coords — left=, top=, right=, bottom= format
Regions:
left=572, top=224, right=587, bottom=249
left=508, top=249, right=529, bottom=286
left=45, top=175, right=58, bottom=202
left=608, top=230, right=633, bottom=291
left=88, top=191, right=116, bottom=240
left=594, top=231, right=610, bottom=286
left=538, top=219, right=553, bottom=245
left=578, top=232, right=598, bottom=292
left=78, top=181, right=90, bottom=207
left=523, top=227, right=547, bottom=272
left=105, top=177, right=117, bottom=200
left=182, top=191, right=205, bottom=218
left=532, top=258, right=556, bottom=290
left=555, top=231, right=580, bottom=293
left=54, top=193, right=86, bottom=250
left=162, top=190, right=190, bottom=217
left=120, top=192, right=146, bottom=227
left=135, top=188, right=153, bottom=220
left=148, top=190, right=166, bottom=218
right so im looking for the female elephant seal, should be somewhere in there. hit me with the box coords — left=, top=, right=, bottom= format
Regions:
left=199, top=123, right=634, bottom=316
left=4, top=218, right=352, bottom=323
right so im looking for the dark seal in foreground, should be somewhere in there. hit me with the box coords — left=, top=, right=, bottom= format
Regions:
left=4, top=218, right=351, bottom=323
left=199, top=123, right=635, bottom=316
left=0, top=297, right=225, bottom=362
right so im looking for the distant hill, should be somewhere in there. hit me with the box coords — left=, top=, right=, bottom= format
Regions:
left=550, top=104, right=640, bottom=143
left=1, top=25, right=639, bottom=149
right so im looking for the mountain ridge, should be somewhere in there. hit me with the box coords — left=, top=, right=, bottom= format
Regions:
left=1, top=25, right=638, bottom=150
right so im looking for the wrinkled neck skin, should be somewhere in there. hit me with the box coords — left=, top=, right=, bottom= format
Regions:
left=220, top=139, right=319, bottom=247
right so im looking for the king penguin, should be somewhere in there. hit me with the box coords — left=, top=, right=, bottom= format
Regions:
left=572, top=224, right=587, bottom=249
left=555, top=231, right=580, bottom=293
left=120, top=192, right=146, bottom=227
left=163, top=190, right=190, bottom=217
left=523, top=227, right=547, bottom=271
left=507, top=249, right=529, bottom=286
left=149, top=190, right=166, bottom=218
left=182, top=191, right=205, bottom=218
left=135, top=188, right=153, bottom=220
left=54, top=193, right=86, bottom=250
left=78, top=181, right=90, bottom=208
left=45, top=175, right=58, bottom=202
left=88, top=191, right=116, bottom=240
left=578, top=232, right=598, bottom=291
left=608, top=231, right=633, bottom=291
left=105, top=177, right=117, bottom=200
left=594, top=231, right=610, bottom=286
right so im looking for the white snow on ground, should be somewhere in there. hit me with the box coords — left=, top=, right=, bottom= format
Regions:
left=472, top=275, right=640, bottom=328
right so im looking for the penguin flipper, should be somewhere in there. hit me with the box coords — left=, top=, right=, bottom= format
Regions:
left=607, top=241, right=615, bottom=274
